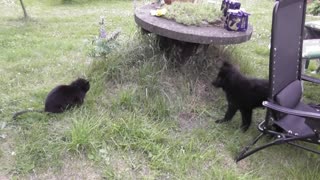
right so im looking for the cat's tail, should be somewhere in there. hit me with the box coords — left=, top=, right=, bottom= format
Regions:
left=13, top=109, right=44, bottom=120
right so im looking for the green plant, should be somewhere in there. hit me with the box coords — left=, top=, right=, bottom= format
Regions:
left=89, top=30, right=121, bottom=57
left=67, top=114, right=103, bottom=154
left=87, top=16, right=121, bottom=57
left=111, top=87, right=138, bottom=112
left=307, top=1, right=320, bottom=16
left=90, top=38, right=119, bottom=57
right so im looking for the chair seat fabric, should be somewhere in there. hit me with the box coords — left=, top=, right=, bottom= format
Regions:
left=274, top=102, right=319, bottom=136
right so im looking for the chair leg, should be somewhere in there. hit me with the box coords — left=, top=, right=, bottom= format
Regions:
left=235, top=133, right=317, bottom=162
left=287, top=142, right=320, bottom=154
left=305, top=58, right=310, bottom=69
left=235, top=132, right=289, bottom=162
left=316, top=60, right=320, bottom=73
left=235, top=133, right=265, bottom=162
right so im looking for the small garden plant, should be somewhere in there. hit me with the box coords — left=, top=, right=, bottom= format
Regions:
left=89, top=31, right=120, bottom=57
left=88, top=17, right=121, bottom=57
left=164, top=2, right=222, bottom=26
left=307, top=0, right=320, bottom=16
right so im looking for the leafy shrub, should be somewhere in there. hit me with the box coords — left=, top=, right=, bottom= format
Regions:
left=90, top=38, right=119, bottom=57
left=308, top=1, right=320, bottom=16
left=88, top=30, right=121, bottom=57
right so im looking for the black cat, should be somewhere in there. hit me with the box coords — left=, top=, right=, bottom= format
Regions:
left=13, top=78, right=90, bottom=119
left=212, top=61, right=269, bottom=132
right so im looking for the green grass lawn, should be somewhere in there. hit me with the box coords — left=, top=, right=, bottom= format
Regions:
left=1, top=0, right=320, bottom=179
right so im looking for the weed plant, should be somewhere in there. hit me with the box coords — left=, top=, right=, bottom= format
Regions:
left=307, top=0, right=320, bottom=16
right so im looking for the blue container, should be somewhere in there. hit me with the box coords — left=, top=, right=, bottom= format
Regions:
left=221, top=0, right=241, bottom=18
left=229, top=0, right=241, bottom=10
left=225, top=9, right=250, bottom=32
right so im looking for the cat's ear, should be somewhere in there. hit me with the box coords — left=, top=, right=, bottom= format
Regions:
left=85, top=81, right=90, bottom=91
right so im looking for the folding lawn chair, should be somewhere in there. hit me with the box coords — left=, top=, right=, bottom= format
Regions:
left=236, top=0, right=320, bottom=162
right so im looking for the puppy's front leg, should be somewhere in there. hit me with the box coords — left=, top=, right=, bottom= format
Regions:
left=239, top=109, right=252, bottom=132
left=216, top=104, right=237, bottom=123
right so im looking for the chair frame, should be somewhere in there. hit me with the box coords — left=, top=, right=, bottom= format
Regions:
left=236, top=0, right=320, bottom=162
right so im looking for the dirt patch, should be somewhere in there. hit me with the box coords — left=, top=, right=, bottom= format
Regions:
left=236, top=158, right=251, bottom=171
left=215, top=142, right=251, bottom=172
left=178, top=112, right=208, bottom=131
left=102, top=151, right=153, bottom=179
left=187, top=79, right=217, bottom=109
left=0, top=176, right=10, bottom=180
left=192, top=79, right=211, bottom=101
left=26, top=155, right=102, bottom=180
left=178, top=79, right=217, bottom=131
left=0, top=123, right=16, bottom=179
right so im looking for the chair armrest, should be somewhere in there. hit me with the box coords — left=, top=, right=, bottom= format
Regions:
left=301, top=74, right=320, bottom=84
left=262, top=101, right=320, bottom=119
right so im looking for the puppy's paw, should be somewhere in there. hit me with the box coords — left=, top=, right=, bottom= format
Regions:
left=215, top=119, right=227, bottom=123
left=240, top=125, right=249, bottom=132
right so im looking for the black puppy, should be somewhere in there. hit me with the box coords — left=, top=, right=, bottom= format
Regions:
left=212, top=61, right=269, bottom=131
left=13, top=78, right=90, bottom=119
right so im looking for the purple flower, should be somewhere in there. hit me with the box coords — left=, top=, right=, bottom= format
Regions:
left=99, top=28, right=107, bottom=38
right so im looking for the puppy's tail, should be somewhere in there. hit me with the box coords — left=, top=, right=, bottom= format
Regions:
left=13, top=109, right=44, bottom=120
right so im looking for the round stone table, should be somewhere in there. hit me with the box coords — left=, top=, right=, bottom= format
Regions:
left=134, top=4, right=253, bottom=45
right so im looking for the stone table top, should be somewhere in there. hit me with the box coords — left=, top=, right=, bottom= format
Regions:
left=134, top=4, right=253, bottom=45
